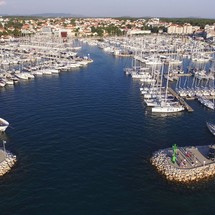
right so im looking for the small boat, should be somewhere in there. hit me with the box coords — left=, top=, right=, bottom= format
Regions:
left=207, top=121, right=215, bottom=136
left=0, top=79, right=6, bottom=87
left=41, top=69, right=52, bottom=75
left=0, top=118, right=9, bottom=132
left=152, top=101, right=184, bottom=113
left=15, top=72, right=34, bottom=80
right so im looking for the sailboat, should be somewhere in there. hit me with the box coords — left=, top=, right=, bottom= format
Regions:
left=152, top=64, right=184, bottom=113
left=207, top=121, right=215, bottom=136
left=0, top=118, right=9, bottom=132
left=206, top=67, right=215, bottom=135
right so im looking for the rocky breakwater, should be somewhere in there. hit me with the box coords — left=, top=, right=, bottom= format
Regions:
left=151, top=146, right=215, bottom=183
left=0, top=149, right=17, bottom=176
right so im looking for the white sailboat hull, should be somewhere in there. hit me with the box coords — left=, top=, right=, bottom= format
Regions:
left=0, top=118, right=9, bottom=132
left=152, top=105, right=184, bottom=113
left=207, top=122, right=215, bottom=136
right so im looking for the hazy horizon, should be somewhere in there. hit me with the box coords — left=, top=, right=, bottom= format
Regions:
left=0, top=0, right=215, bottom=19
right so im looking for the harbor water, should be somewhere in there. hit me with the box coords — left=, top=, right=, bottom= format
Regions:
left=0, top=44, right=215, bottom=215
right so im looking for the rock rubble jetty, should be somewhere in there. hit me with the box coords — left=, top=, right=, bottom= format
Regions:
left=0, top=149, right=17, bottom=176
left=151, top=145, right=215, bottom=183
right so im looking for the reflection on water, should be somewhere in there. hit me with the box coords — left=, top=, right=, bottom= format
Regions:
left=0, top=132, right=9, bottom=141
left=151, top=111, right=184, bottom=119
left=0, top=85, right=14, bottom=93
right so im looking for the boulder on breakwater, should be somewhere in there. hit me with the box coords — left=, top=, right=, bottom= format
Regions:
left=0, top=149, right=17, bottom=176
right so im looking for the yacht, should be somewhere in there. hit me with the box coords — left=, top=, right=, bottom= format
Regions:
left=207, top=122, right=215, bottom=136
left=152, top=102, right=184, bottom=113
left=0, top=118, right=9, bottom=132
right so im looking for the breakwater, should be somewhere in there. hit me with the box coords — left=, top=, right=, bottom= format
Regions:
left=151, top=146, right=215, bottom=183
left=0, top=149, right=16, bottom=176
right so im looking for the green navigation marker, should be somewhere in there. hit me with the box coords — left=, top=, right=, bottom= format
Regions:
left=172, top=144, right=177, bottom=163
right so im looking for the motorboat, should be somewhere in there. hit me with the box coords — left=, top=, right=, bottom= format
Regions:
left=207, top=122, right=215, bottom=136
left=152, top=104, right=184, bottom=113
left=0, top=118, right=9, bottom=132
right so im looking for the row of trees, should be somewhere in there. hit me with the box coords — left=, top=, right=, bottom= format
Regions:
left=0, top=18, right=23, bottom=37
left=0, top=29, right=21, bottom=37
left=160, top=18, right=215, bottom=29
left=91, top=25, right=124, bottom=37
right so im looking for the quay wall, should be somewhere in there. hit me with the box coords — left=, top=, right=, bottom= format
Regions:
left=151, top=150, right=215, bottom=183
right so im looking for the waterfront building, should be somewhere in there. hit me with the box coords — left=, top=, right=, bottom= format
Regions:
left=183, top=23, right=193, bottom=34
left=167, top=23, right=193, bottom=35
left=127, top=29, right=151, bottom=35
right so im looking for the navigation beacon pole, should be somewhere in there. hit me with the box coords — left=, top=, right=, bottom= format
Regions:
left=172, top=144, right=177, bottom=164
left=2, top=140, right=6, bottom=156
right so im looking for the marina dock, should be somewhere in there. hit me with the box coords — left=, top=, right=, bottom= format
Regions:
left=168, top=87, right=194, bottom=112
left=177, top=73, right=192, bottom=77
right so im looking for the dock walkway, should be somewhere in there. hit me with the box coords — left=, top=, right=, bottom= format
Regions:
left=168, top=87, right=194, bottom=112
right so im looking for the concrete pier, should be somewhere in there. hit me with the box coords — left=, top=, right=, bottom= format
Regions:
left=177, top=73, right=192, bottom=77
left=168, top=87, right=194, bottom=112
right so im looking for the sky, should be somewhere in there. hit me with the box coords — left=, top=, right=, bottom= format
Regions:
left=0, top=0, right=215, bottom=18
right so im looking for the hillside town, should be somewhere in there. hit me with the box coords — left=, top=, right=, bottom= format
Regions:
left=0, top=16, right=215, bottom=42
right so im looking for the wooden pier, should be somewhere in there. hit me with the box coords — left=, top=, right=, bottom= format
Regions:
left=177, top=73, right=192, bottom=77
left=168, top=87, right=194, bottom=112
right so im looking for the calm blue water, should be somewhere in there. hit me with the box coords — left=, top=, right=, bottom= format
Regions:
left=0, top=44, right=215, bottom=215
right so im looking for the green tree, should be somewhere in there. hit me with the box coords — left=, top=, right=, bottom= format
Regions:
left=126, top=24, right=132, bottom=29
left=13, top=29, right=21, bottom=37
left=96, top=27, right=103, bottom=37
left=70, top=18, right=76, bottom=25
left=91, top=26, right=96, bottom=33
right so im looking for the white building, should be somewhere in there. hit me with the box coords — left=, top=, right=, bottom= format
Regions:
left=167, top=23, right=193, bottom=34
left=41, top=26, right=53, bottom=34
left=127, top=29, right=151, bottom=35
left=183, top=23, right=193, bottom=34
